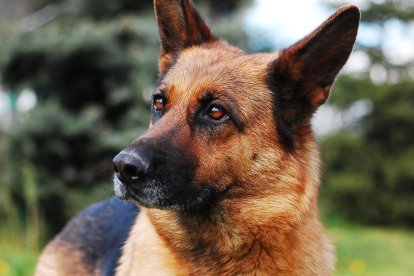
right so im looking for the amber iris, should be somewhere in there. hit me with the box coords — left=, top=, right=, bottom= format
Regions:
left=154, top=98, right=164, bottom=111
left=208, top=106, right=225, bottom=120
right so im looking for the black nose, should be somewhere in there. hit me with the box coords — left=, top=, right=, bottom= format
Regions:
left=113, top=147, right=151, bottom=184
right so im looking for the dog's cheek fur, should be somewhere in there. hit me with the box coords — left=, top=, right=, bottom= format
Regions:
left=190, top=98, right=312, bottom=227
left=156, top=48, right=322, bottom=230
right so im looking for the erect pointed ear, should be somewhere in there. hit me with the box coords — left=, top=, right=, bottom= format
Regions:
left=267, top=5, right=360, bottom=126
left=154, top=0, right=216, bottom=73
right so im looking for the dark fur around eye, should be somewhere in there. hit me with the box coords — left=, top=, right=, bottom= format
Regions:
left=196, top=102, right=231, bottom=128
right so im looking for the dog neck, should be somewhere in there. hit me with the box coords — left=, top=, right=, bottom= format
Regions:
left=118, top=201, right=334, bottom=275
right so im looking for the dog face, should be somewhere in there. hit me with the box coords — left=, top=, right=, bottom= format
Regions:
left=113, top=0, right=359, bottom=221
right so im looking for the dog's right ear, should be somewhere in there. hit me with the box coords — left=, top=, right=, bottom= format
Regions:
left=154, top=0, right=216, bottom=74
left=266, top=5, right=359, bottom=151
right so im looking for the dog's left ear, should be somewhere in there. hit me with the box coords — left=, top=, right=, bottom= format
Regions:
left=267, top=5, right=360, bottom=124
left=154, top=0, right=216, bottom=74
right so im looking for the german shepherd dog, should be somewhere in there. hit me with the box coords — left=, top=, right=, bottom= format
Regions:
left=36, top=1, right=360, bottom=275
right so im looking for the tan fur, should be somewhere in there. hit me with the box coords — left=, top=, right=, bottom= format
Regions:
left=116, top=41, right=335, bottom=275
left=35, top=239, right=94, bottom=275
left=36, top=1, right=359, bottom=275
left=121, top=207, right=334, bottom=275
left=116, top=210, right=189, bottom=276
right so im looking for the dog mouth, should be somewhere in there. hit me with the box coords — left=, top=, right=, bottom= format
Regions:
left=112, top=138, right=228, bottom=211
left=113, top=173, right=223, bottom=211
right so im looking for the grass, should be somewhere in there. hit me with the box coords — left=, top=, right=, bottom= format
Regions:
left=0, top=226, right=39, bottom=276
left=1, top=221, right=413, bottom=275
left=327, top=225, right=414, bottom=276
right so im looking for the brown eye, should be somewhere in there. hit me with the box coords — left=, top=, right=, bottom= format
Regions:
left=154, top=97, right=164, bottom=111
left=208, top=105, right=226, bottom=120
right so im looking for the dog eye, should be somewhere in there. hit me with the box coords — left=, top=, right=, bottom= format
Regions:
left=208, top=105, right=226, bottom=121
left=153, top=96, right=165, bottom=111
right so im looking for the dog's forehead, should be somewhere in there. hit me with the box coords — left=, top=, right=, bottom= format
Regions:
left=159, top=44, right=278, bottom=104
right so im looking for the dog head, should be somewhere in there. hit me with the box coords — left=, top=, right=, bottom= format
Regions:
left=113, top=0, right=359, bottom=223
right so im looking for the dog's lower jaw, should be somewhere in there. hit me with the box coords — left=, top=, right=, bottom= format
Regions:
left=116, top=207, right=335, bottom=275
left=114, top=171, right=230, bottom=212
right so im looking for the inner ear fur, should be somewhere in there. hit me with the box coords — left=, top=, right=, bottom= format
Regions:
left=267, top=5, right=360, bottom=126
left=154, top=0, right=217, bottom=73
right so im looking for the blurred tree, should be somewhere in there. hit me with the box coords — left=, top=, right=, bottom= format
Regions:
left=1, top=15, right=157, bottom=235
left=28, top=0, right=244, bottom=18
left=0, top=0, right=251, bottom=236
left=320, top=0, right=414, bottom=227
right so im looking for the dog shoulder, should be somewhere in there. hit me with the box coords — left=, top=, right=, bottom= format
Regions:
left=35, top=198, right=139, bottom=276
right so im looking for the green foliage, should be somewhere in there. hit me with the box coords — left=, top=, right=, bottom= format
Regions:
left=321, top=1, right=414, bottom=227
left=1, top=14, right=158, bottom=234
left=30, top=0, right=248, bottom=19
left=358, top=0, right=414, bottom=23
left=0, top=0, right=251, bottom=238
left=321, top=80, right=414, bottom=226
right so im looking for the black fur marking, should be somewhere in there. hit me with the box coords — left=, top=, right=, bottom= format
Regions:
left=191, top=91, right=245, bottom=133
left=252, top=153, right=258, bottom=161
left=58, top=198, right=139, bottom=275
left=265, top=63, right=295, bottom=152
left=119, top=128, right=221, bottom=211
left=213, top=91, right=245, bottom=132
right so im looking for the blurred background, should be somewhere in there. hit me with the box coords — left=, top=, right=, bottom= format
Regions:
left=0, top=0, right=413, bottom=275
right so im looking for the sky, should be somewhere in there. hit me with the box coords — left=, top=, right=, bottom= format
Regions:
left=245, top=0, right=414, bottom=67
left=244, top=0, right=414, bottom=135
left=2, top=0, right=413, bottom=134
left=245, top=0, right=331, bottom=47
